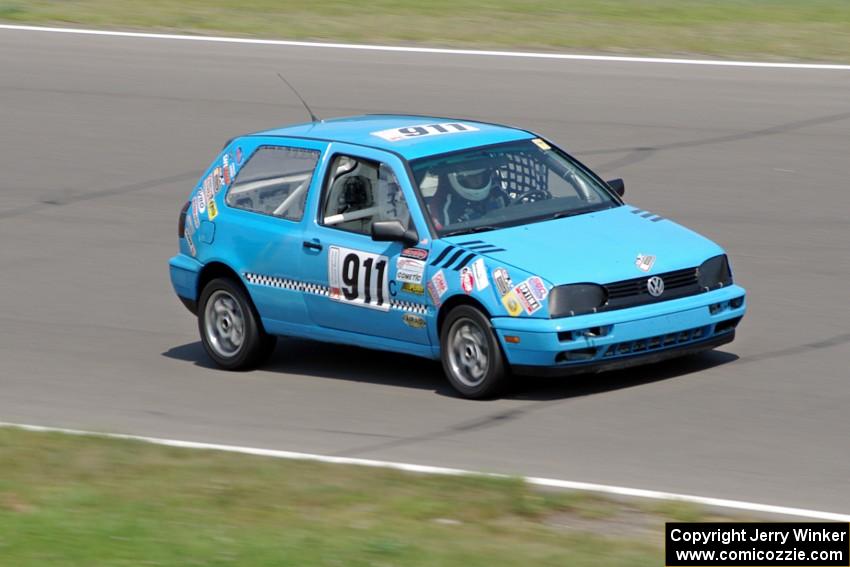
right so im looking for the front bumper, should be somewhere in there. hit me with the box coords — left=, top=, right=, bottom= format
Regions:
left=492, top=284, right=746, bottom=375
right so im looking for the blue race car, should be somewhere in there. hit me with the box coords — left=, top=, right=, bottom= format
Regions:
left=170, top=115, right=746, bottom=398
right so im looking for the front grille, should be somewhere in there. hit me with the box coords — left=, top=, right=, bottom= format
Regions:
left=604, top=267, right=700, bottom=309
left=601, top=325, right=710, bottom=358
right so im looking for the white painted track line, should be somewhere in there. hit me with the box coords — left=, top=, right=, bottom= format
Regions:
left=2, top=24, right=850, bottom=70
left=3, top=422, right=849, bottom=522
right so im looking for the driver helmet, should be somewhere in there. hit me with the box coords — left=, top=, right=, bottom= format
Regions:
left=447, top=165, right=494, bottom=202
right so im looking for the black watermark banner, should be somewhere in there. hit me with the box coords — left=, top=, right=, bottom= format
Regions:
left=666, top=523, right=849, bottom=566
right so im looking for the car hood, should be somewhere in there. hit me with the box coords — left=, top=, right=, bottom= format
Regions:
left=442, top=205, right=725, bottom=285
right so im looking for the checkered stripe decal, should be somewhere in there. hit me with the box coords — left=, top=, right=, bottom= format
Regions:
left=245, top=272, right=428, bottom=314
left=390, top=299, right=428, bottom=315
left=244, top=273, right=329, bottom=296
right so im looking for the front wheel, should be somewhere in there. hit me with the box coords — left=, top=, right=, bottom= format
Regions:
left=198, top=277, right=276, bottom=370
left=440, top=305, right=510, bottom=399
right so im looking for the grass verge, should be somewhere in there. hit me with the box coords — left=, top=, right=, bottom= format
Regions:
left=1, top=1, right=850, bottom=62
left=0, top=427, right=737, bottom=566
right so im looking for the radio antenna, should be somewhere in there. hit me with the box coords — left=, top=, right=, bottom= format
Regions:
left=276, top=73, right=320, bottom=123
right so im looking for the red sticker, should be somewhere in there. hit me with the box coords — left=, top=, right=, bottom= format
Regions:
left=460, top=267, right=474, bottom=294
left=401, top=247, right=429, bottom=261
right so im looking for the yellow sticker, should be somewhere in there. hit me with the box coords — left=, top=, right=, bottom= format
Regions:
left=402, top=313, right=426, bottom=329
left=501, top=291, right=523, bottom=317
left=207, top=198, right=218, bottom=221
left=401, top=282, right=425, bottom=295
left=532, top=138, right=551, bottom=151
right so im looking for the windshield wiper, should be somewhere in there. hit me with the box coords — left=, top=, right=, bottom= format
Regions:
left=548, top=204, right=612, bottom=220
left=441, top=225, right=500, bottom=237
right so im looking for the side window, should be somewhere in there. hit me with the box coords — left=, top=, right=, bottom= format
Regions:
left=226, top=146, right=319, bottom=221
left=321, top=155, right=410, bottom=235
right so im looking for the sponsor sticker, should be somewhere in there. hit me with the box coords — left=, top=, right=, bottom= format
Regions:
left=236, top=147, right=243, bottom=165
left=328, top=247, right=341, bottom=299
left=213, top=167, right=222, bottom=192
left=527, top=276, right=548, bottom=301
left=222, top=154, right=231, bottom=185
left=401, top=282, right=425, bottom=296
left=371, top=122, right=480, bottom=142
left=471, top=258, right=489, bottom=291
left=501, top=290, right=523, bottom=317
left=204, top=182, right=215, bottom=204
left=185, top=231, right=197, bottom=257
left=431, top=270, right=448, bottom=297
left=427, top=270, right=449, bottom=306
left=493, top=267, right=512, bottom=296
left=636, top=253, right=655, bottom=272
left=460, top=267, right=474, bottom=294
left=401, top=247, right=429, bottom=261
left=427, top=281, right=441, bottom=306
left=191, top=195, right=200, bottom=228
left=515, top=281, right=542, bottom=315
left=402, top=313, right=426, bottom=329
left=207, top=197, right=218, bottom=221
left=197, top=190, right=207, bottom=214
left=396, top=257, right=425, bottom=285
left=531, top=138, right=551, bottom=151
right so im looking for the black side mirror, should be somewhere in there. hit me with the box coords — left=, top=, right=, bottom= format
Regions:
left=606, top=178, right=625, bottom=196
left=371, top=220, right=419, bottom=246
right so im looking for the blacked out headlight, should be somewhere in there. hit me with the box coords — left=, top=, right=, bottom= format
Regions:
left=549, top=284, right=608, bottom=318
left=697, top=255, right=733, bottom=290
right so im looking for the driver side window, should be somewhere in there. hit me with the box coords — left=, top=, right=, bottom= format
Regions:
left=321, top=155, right=410, bottom=235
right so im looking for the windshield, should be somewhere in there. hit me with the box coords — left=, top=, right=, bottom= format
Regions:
left=410, top=139, right=620, bottom=236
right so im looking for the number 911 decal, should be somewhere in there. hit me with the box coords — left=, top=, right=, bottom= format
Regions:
left=328, top=246, right=390, bottom=311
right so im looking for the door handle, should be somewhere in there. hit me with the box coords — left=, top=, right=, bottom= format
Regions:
left=302, top=240, right=323, bottom=251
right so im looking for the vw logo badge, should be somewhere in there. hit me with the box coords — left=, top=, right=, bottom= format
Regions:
left=647, top=276, right=665, bottom=297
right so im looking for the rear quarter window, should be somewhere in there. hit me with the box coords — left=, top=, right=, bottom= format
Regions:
left=225, top=146, right=320, bottom=221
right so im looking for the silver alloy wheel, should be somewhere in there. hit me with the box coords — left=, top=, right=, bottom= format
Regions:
left=447, top=317, right=490, bottom=387
left=204, top=289, right=245, bottom=358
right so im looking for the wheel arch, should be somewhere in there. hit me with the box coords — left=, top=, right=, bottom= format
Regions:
left=197, top=261, right=246, bottom=298
left=197, top=261, right=270, bottom=334
left=436, top=294, right=492, bottom=336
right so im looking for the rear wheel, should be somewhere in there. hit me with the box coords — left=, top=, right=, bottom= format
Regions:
left=198, top=277, right=275, bottom=370
left=440, top=305, right=510, bottom=399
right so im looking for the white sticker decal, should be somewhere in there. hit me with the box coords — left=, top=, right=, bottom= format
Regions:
left=471, top=258, right=489, bottom=292
left=328, top=246, right=390, bottom=311
left=396, top=257, right=425, bottom=285
left=531, top=138, right=551, bottom=151
left=636, top=253, right=655, bottom=272
left=428, top=270, right=449, bottom=302
left=197, top=190, right=207, bottom=214
left=514, top=281, right=542, bottom=315
left=191, top=195, right=200, bottom=228
left=371, top=122, right=480, bottom=142
left=493, top=267, right=512, bottom=296
left=185, top=231, right=196, bottom=257
left=460, top=267, right=474, bottom=294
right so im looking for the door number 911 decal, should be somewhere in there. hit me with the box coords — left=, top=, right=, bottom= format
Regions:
left=328, top=246, right=390, bottom=311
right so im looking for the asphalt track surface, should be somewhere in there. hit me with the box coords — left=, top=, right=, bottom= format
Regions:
left=1, top=29, right=848, bottom=514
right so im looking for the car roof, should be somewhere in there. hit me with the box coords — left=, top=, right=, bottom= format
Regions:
left=251, top=115, right=536, bottom=160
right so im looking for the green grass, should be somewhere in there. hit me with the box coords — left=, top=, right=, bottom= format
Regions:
left=0, top=427, right=739, bottom=566
left=1, top=1, right=849, bottom=61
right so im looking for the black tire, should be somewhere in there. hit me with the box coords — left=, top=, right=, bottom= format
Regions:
left=198, top=277, right=276, bottom=370
left=440, top=305, right=510, bottom=399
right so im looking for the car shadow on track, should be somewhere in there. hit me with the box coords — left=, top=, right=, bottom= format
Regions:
left=162, top=339, right=739, bottom=400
